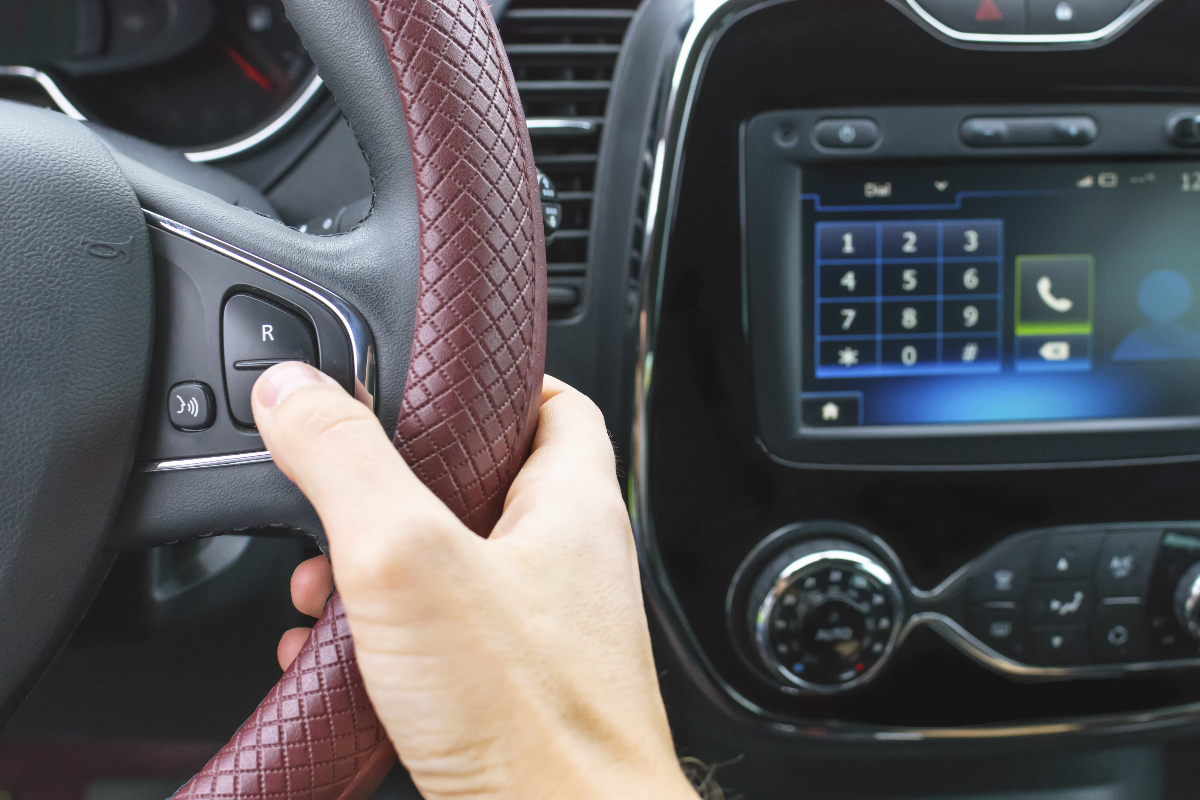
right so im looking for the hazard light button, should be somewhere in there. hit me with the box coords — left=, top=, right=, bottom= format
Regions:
left=915, top=0, right=1026, bottom=34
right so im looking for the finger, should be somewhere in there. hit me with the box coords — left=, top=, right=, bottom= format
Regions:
left=251, top=362, right=473, bottom=600
left=291, top=555, right=333, bottom=618
left=277, top=627, right=312, bottom=671
left=493, top=375, right=624, bottom=541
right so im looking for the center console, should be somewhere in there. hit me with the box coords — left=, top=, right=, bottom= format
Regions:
left=727, top=521, right=1200, bottom=695
left=637, top=0, right=1200, bottom=744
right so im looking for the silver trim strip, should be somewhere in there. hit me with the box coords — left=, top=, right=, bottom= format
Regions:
left=628, top=0, right=1200, bottom=740
left=140, top=211, right=376, bottom=473
left=142, top=451, right=274, bottom=473
left=0, top=66, right=87, bottom=120
left=899, top=0, right=1164, bottom=45
left=0, top=66, right=324, bottom=162
left=916, top=612, right=1200, bottom=680
left=527, top=117, right=600, bottom=134
left=185, top=74, right=325, bottom=162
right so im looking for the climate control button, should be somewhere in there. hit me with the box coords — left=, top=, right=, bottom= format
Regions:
left=750, top=540, right=902, bottom=693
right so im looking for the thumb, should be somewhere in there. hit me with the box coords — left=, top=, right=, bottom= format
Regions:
left=250, top=362, right=472, bottom=607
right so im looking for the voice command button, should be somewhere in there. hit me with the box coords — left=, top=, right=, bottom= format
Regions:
left=168, top=382, right=215, bottom=431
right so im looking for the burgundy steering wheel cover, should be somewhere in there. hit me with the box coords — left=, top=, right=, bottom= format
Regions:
left=379, top=0, right=547, bottom=536
left=171, top=0, right=546, bottom=798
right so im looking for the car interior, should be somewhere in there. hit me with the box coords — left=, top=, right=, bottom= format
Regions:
left=5, top=0, right=1200, bottom=798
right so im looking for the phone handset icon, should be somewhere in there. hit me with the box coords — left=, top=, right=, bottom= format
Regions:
left=1036, top=276, right=1074, bottom=313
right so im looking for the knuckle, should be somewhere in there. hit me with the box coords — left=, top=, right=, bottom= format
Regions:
left=281, top=388, right=382, bottom=450
left=337, top=515, right=467, bottom=592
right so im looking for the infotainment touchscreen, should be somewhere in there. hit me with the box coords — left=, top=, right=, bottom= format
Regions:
left=800, top=161, right=1200, bottom=428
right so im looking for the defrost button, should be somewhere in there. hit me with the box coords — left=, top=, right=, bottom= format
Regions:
left=967, top=605, right=1032, bottom=662
left=969, top=536, right=1037, bottom=602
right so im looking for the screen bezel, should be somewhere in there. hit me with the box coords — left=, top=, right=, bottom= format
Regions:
left=743, top=103, right=1200, bottom=467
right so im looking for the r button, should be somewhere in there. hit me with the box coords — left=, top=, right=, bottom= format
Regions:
left=223, top=294, right=318, bottom=427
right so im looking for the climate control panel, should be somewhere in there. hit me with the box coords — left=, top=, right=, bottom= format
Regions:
left=958, top=525, right=1187, bottom=668
left=728, top=522, right=1200, bottom=695
left=745, top=540, right=903, bottom=693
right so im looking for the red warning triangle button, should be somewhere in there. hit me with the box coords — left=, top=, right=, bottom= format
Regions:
left=975, top=0, right=1003, bottom=21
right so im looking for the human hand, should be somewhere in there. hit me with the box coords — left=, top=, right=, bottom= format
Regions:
left=253, top=362, right=696, bottom=800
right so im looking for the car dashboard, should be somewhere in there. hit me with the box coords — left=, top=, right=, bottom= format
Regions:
left=6, top=0, right=1200, bottom=798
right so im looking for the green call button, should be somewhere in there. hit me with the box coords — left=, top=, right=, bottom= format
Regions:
left=1015, top=254, right=1094, bottom=337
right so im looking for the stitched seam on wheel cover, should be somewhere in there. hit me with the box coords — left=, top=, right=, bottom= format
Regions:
left=375, top=0, right=545, bottom=536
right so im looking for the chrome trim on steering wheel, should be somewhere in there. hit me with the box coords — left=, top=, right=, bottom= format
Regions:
left=142, top=450, right=275, bottom=472
left=0, top=66, right=88, bottom=120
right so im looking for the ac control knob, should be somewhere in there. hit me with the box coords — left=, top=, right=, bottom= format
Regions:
left=1174, top=561, right=1200, bottom=641
left=747, top=539, right=904, bottom=694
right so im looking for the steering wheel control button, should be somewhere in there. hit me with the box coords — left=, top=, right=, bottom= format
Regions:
left=1035, top=531, right=1104, bottom=580
left=960, top=116, right=1097, bottom=147
left=813, top=119, right=879, bottom=149
left=967, top=605, right=1031, bottom=661
left=1027, top=0, right=1135, bottom=34
left=915, top=0, right=1026, bottom=34
left=168, top=382, right=215, bottom=431
left=1030, top=581, right=1094, bottom=625
left=223, top=293, right=318, bottom=427
left=749, top=540, right=903, bottom=693
left=1092, top=603, right=1148, bottom=662
left=1095, top=530, right=1160, bottom=598
left=1030, top=625, right=1090, bottom=666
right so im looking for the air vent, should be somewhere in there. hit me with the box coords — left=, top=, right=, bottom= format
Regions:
left=499, top=1, right=639, bottom=319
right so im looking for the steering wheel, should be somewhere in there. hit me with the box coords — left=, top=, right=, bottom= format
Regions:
left=0, top=0, right=546, bottom=797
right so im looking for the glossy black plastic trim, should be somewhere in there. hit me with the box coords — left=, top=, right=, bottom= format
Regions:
left=743, top=104, right=1200, bottom=467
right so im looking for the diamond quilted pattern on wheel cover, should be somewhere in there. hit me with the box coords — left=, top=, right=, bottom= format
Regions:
left=170, top=0, right=547, bottom=798
left=377, top=0, right=546, bottom=536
